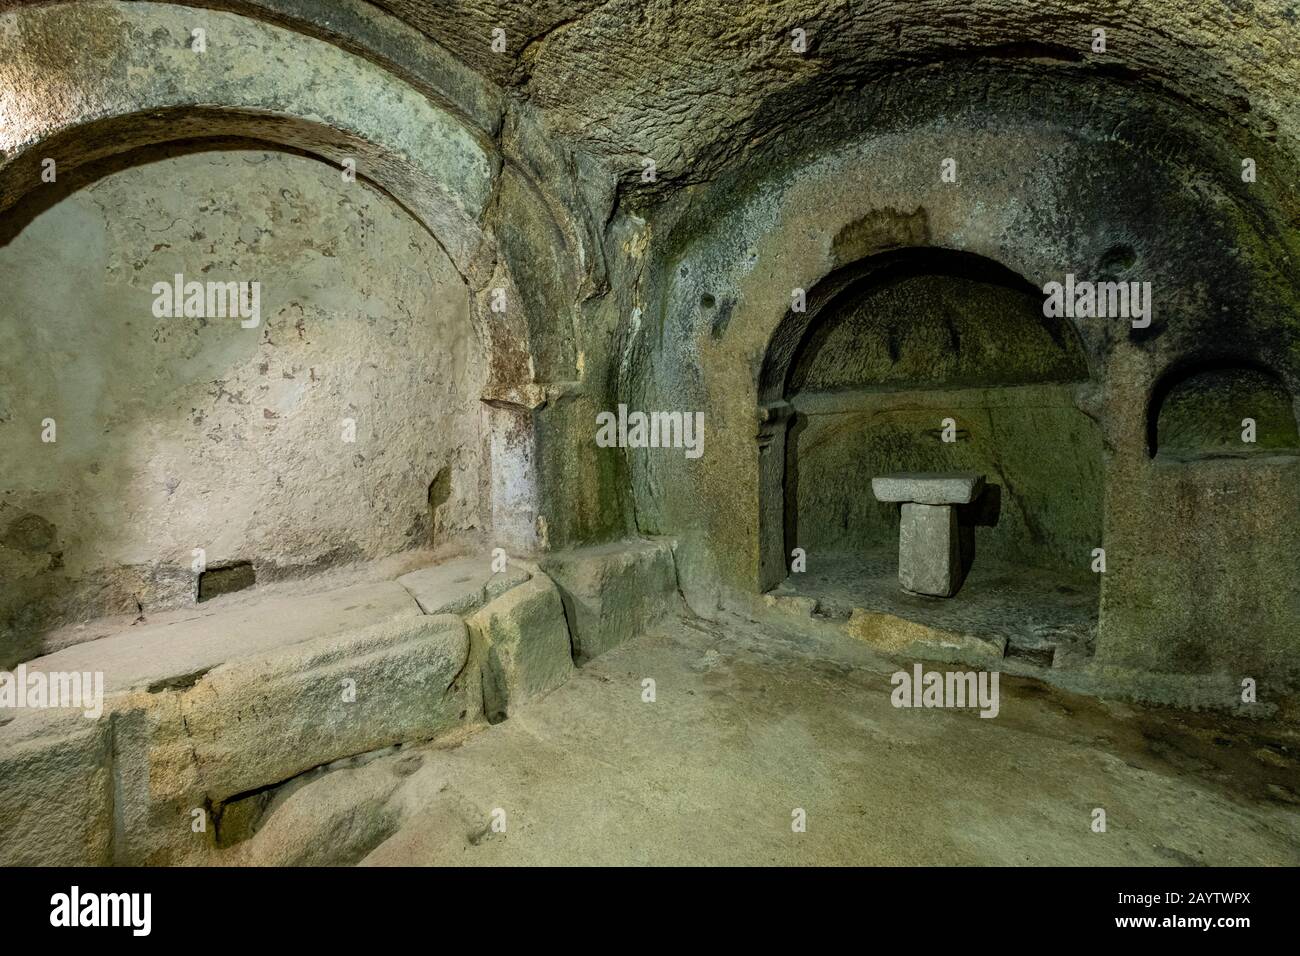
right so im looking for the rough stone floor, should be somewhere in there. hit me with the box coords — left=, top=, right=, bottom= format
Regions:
left=241, top=611, right=1300, bottom=866
left=770, top=548, right=1098, bottom=664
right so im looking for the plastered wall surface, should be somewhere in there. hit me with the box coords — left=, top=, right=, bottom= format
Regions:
left=0, top=150, right=484, bottom=664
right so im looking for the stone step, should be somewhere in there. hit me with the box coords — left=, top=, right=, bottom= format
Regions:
left=396, top=556, right=531, bottom=616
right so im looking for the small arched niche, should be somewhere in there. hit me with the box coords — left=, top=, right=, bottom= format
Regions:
left=1148, top=361, right=1300, bottom=461
left=758, top=248, right=1103, bottom=649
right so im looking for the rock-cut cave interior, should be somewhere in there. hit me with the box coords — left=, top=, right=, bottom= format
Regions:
left=0, top=0, right=1298, bottom=872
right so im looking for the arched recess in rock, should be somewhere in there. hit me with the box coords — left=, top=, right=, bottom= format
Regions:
left=1147, top=358, right=1300, bottom=461
left=0, top=3, right=493, bottom=270
left=0, top=0, right=569, bottom=555
left=759, top=247, right=1098, bottom=593
left=0, top=143, right=488, bottom=657
left=618, top=70, right=1300, bottom=617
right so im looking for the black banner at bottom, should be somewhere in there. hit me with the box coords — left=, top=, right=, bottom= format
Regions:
left=0, top=865, right=1284, bottom=941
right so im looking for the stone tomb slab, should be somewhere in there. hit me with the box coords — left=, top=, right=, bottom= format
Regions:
left=25, top=580, right=422, bottom=695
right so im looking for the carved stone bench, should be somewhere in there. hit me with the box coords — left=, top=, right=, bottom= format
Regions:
left=871, top=472, right=985, bottom=598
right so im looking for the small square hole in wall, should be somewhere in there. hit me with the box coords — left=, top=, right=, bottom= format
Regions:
left=197, top=561, right=256, bottom=602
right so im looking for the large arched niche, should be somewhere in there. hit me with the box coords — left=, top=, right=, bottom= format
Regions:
left=0, top=142, right=487, bottom=663
left=0, top=1, right=580, bottom=429
left=0, top=3, right=493, bottom=268
left=620, top=63, right=1300, bottom=631
left=0, top=2, right=581, bottom=665
left=757, top=246, right=1101, bottom=593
